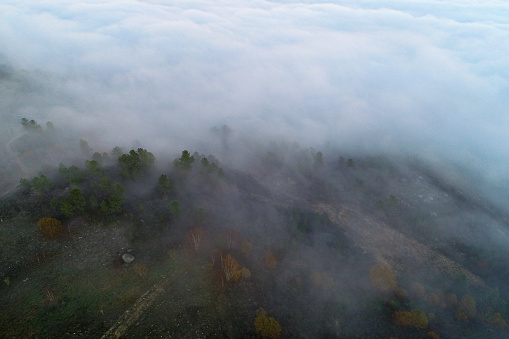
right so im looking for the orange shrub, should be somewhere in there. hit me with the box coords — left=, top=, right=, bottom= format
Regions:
left=37, top=217, right=63, bottom=238
left=369, top=264, right=397, bottom=292
left=428, top=331, right=440, bottom=339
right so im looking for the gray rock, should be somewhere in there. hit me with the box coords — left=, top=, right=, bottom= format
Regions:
left=122, top=253, right=135, bottom=264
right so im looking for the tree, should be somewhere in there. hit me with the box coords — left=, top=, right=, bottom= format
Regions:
left=21, top=118, right=42, bottom=132
left=314, top=151, right=323, bottom=169
left=69, top=188, right=86, bottom=213
left=19, top=178, right=31, bottom=189
left=173, top=150, right=195, bottom=170
left=107, top=195, right=122, bottom=215
left=118, top=148, right=155, bottom=179
left=221, top=253, right=242, bottom=282
left=169, top=200, right=180, bottom=215
left=85, top=160, right=102, bottom=175
left=32, top=174, right=52, bottom=193
left=46, top=121, right=55, bottom=130
left=38, top=217, right=63, bottom=238
left=89, top=195, right=99, bottom=210
left=111, top=146, right=123, bottom=158
left=188, top=228, right=204, bottom=251
left=113, top=184, right=125, bottom=199
left=79, top=139, right=92, bottom=156
left=60, top=197, right=75, bottom=217
left=156, top=174, right=173, bottom=196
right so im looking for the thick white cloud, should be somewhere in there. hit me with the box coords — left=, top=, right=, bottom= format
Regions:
left=1, top=0, right=508, bottom=200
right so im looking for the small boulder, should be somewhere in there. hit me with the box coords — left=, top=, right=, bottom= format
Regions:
left=122, top=253, right=135, bottom=264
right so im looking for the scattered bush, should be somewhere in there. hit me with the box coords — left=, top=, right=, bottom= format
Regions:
left=263, top=251, right=277, bottom=269
left=369, top=264, right=397, bottom=292
left=311, top=271, right=334, bottom=290
left=37, top=217, right=63, bottom=238
left=240, top=267, right=251, bottom=279
left=133, top=264, right=148, bottom=277
left=446, top=293, right=458, bottom=308
left=254, top=309, right=282, bottom=339
left=456, top=295, right=476, bottom=320
left=490, top=313, right=508, bottom=328
left=393, top=309, right=428, bottom=329
left=411, top=282, right=426, bottom=298
left=427, top=291, right=442, bottom=307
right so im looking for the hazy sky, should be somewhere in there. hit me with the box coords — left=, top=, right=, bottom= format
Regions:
left=1, top=0, right=508, bottom=199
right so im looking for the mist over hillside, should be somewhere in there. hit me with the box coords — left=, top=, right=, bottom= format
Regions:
left=1, top=123, right=509, bottom=338
left=1, top=0, right=509, bottom=338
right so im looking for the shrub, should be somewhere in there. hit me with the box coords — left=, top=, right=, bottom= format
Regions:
left=393, top=309, right=428, bottom=329
left=37, top=217, right=63, bottom=238
left=133, top=264, right=148, bottom=277
left=490, top=313, right=508, bottom=328
left=263, top=251, right=277, bottom=269
left=240, top=267, right=251, bottom=279
left=411, top=282, right=426, bottom=298
left=446, top=293, right=458, bottom=308
left=254, top=309, right=282, bottom=339
left=456, top=295, right=476, bottom=320
left=369, top=264, right=397, bottom=292
left=311, top=271, right=334, bottom=290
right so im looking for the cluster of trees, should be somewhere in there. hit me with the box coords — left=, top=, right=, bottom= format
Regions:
left=118, top=148, right=155, bottom=179
left=21, top=118, right=55, bottom=132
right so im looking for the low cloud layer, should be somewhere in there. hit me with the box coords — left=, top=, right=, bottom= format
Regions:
left=1, top=0, right=508, bottom=203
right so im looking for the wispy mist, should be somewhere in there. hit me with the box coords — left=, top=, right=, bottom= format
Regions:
left=1, top=0, right=508, bottom=205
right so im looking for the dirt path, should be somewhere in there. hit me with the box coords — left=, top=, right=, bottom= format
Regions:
left=101, top=268, right=188, bottom=339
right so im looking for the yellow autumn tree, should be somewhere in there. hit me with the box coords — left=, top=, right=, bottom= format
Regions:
left=221, top=253, right=242, bottom=283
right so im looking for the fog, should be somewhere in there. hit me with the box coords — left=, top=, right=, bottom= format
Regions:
left=1, top=0, right=508, bottom=201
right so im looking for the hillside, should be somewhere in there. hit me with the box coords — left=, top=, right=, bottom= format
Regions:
left=1, top=125, right=509, bottom=338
